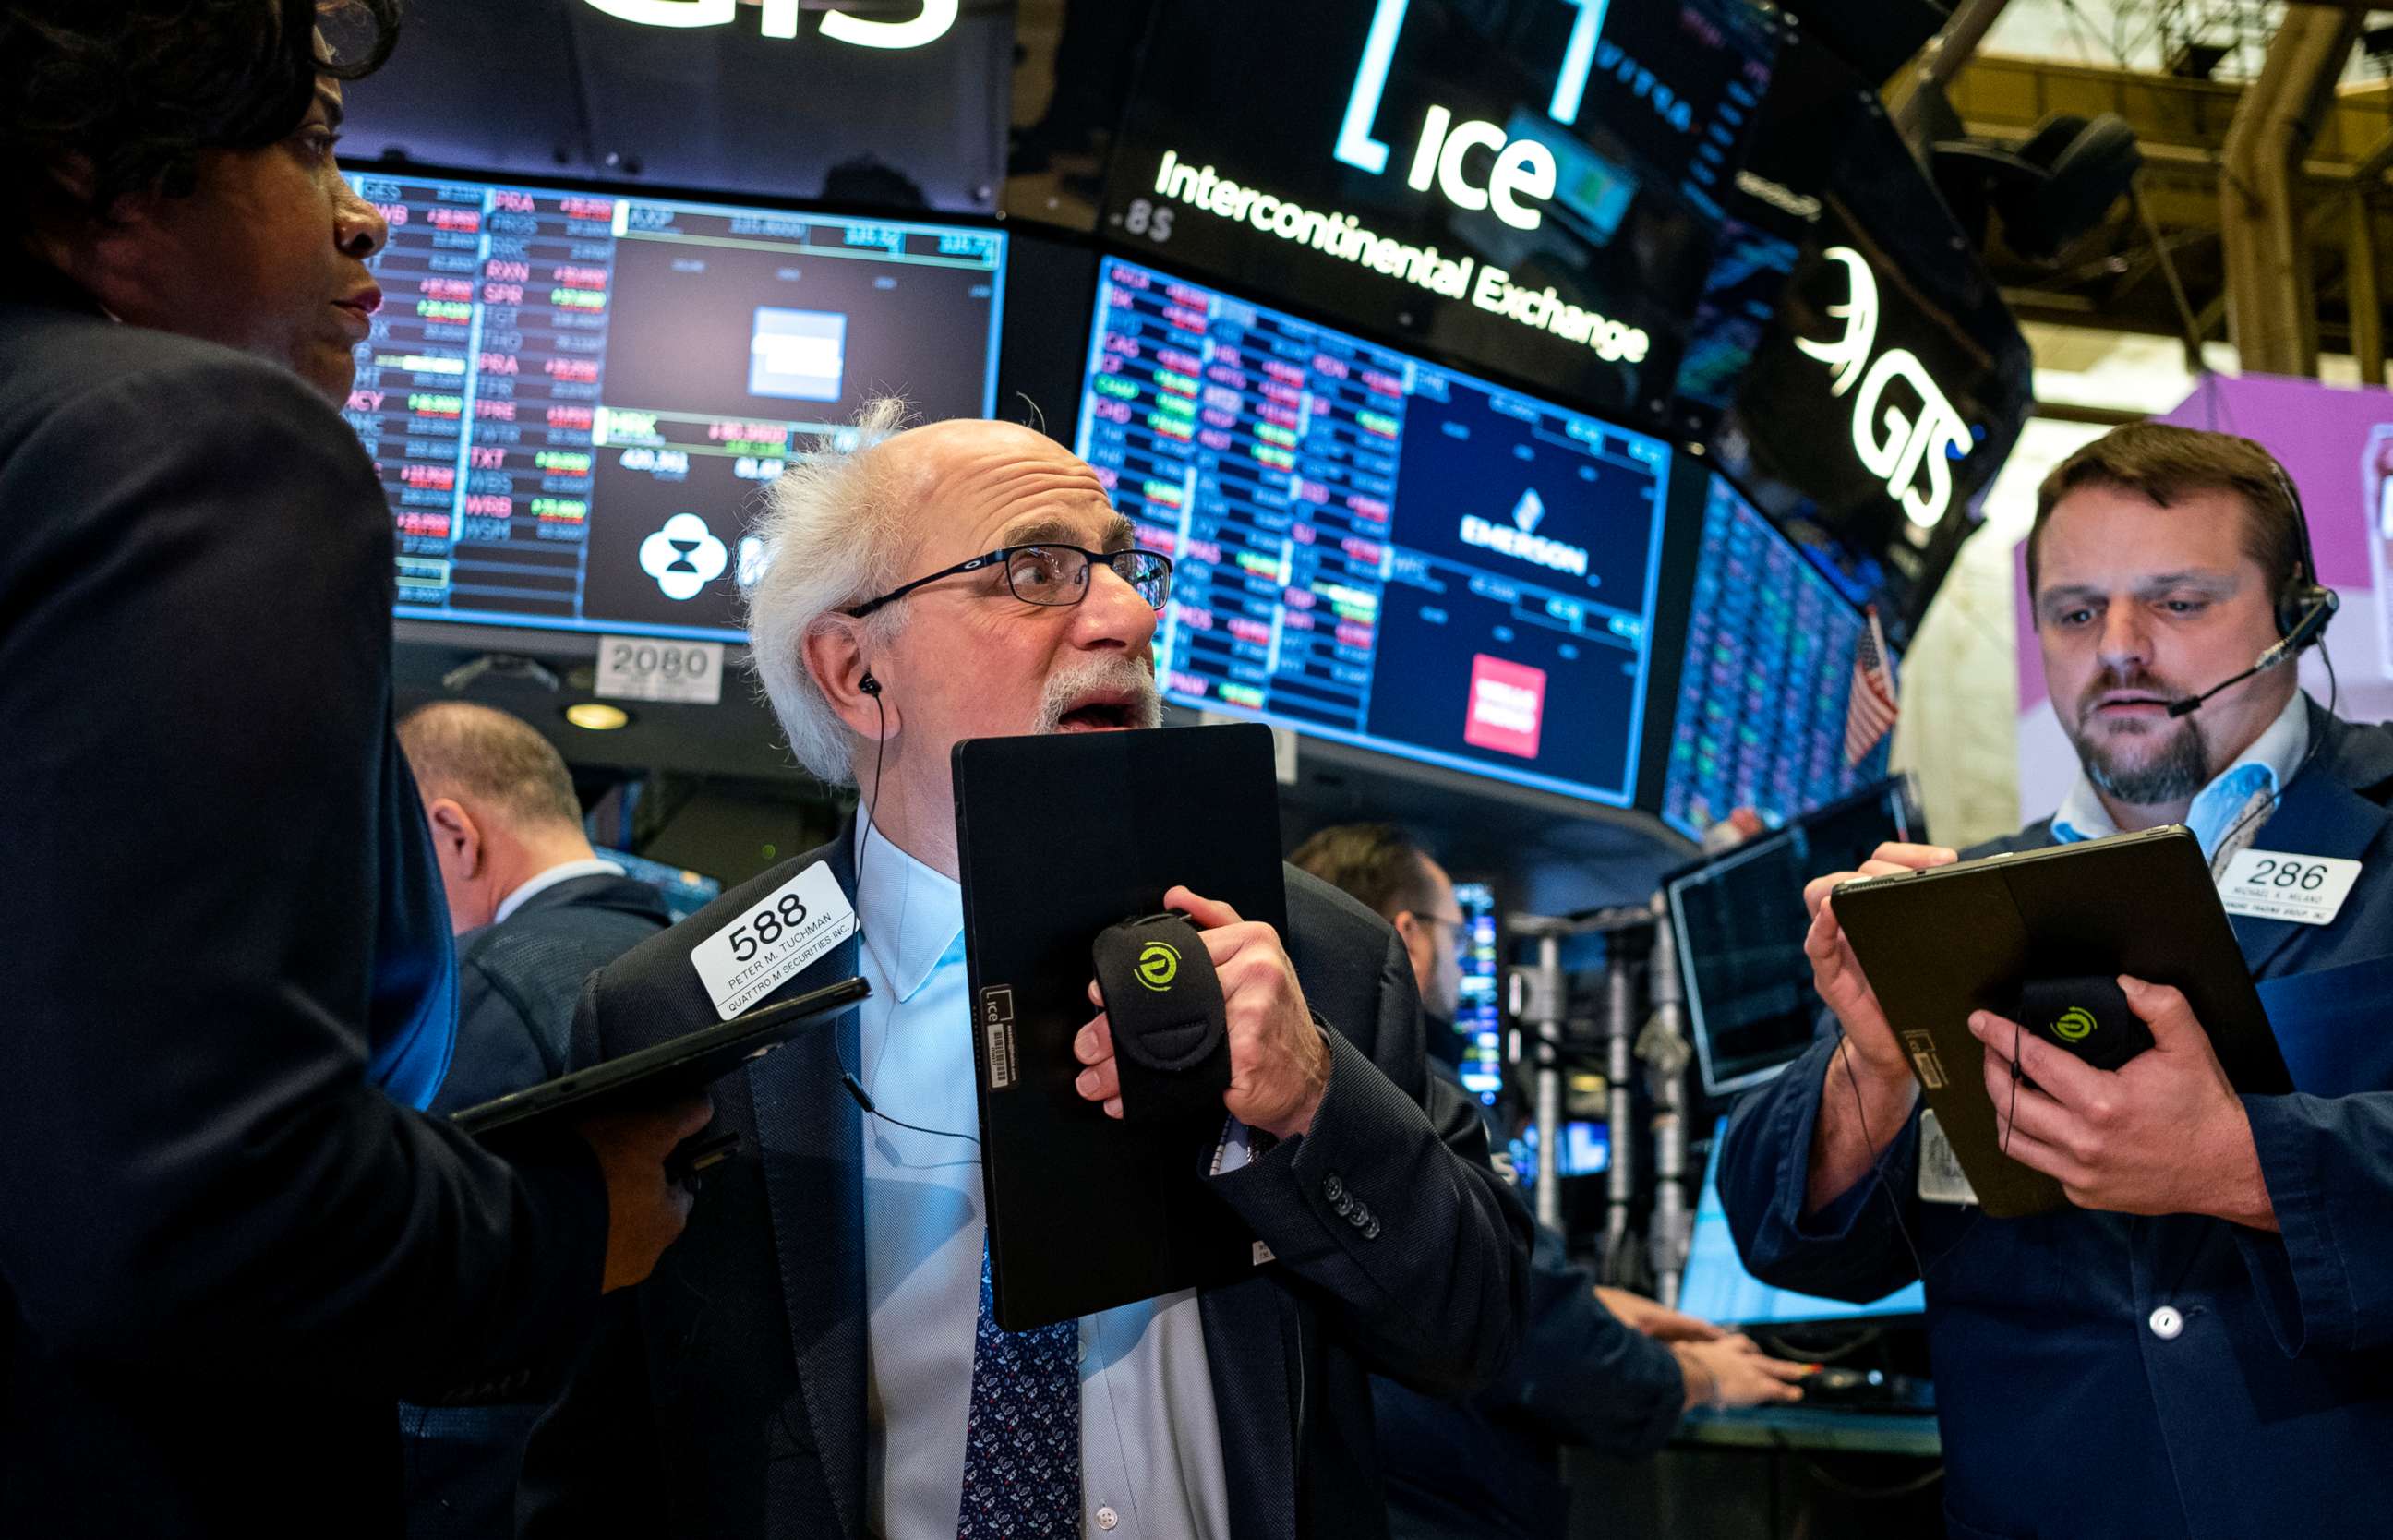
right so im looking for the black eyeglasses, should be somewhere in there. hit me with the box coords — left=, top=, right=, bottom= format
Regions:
left=843, top=544, right=1174, bottom=619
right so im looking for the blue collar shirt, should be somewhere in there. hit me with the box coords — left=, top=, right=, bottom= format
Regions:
left=852, top=821, right=1232, bottom=1540
left=2050, top=689, right=2311, bottom=872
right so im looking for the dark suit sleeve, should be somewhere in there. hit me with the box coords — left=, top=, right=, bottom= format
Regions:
left=0, top=355, right=607, bottom=1390
left=1499, top=1227, right=1686, bottom=1453
left=1209, top=921, right=1533, bottom=1397
left=520, top=969, right=670, bottom=1531
left=1718, top=1026, right=1926, bottom=1305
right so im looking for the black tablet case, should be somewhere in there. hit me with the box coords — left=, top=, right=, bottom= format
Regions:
left=450, top=976, right=871, bottom=1138
left=953, top=723, right=1286, bottom=1329
left=1832, top=825, right=2292, bottom=1217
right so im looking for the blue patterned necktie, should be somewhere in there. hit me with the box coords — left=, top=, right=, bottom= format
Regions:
left=956, top=1244, right=1080, bottom=1538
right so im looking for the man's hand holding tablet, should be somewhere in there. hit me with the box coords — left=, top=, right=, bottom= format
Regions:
left=1798, top=841, right=1958, bottom=1213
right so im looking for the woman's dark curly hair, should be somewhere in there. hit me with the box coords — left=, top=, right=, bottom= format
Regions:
left=1, top=0, right=402, bottom=236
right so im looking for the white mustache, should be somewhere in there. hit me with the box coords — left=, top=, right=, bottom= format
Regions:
left=1032, top=656, right=1162, bottom=733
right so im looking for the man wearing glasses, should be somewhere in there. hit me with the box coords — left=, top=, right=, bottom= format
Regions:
left=523, top=402, right=1532, bottom=1540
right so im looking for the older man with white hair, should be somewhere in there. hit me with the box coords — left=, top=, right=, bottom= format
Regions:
left=523, top=402, right=1532, bottom=1540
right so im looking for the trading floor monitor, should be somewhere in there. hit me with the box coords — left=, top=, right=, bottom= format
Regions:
left=345, top=168, right=1005, bottom=642
left=1677, top=1117, right=1924, bottom=1326
left=1660, top=472, right=1894, bottom=840
left=1666, top=776, right=1918, bottom=1099
left=1451, top=881, right=1503, bottom=1105
left=1078, top=255, right=1676, bottom=809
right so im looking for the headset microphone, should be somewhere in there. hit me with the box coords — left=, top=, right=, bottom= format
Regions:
left=2163, top=589, right=2339, bottom=717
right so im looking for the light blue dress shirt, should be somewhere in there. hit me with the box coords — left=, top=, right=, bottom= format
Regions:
left=2050, top=689, right=2311, bottom=869
left=852, top=821, right=1232, bottom=1540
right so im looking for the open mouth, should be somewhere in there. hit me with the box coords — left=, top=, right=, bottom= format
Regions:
left=1055, top=697, right=1139, bottom=731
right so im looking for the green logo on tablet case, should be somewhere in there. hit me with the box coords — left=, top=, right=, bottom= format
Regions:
left=2053, top=1006, right=2098, bottom=1041
left=1137, top=941, right=1180, bottom=992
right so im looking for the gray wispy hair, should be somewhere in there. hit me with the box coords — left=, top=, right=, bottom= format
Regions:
left=744, top=397, right=919, bottom=785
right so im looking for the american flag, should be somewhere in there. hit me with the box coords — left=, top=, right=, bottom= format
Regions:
left=1844, top=607, right=1900, bottom=766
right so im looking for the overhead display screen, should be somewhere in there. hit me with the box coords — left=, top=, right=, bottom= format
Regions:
left=1078, top=256, right=1672, bottom=807
left=1105, top=0, right=1780, bottom=425
left=1713, top=96, right=2032, bottom=645
left=336, top=0, right=1013, bottom=213
left=343, top=170, right=1004, bottom=642
left=1660, top=474, right=1891, bottom=839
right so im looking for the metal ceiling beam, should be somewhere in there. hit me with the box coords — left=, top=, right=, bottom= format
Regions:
left=1889, top=0, right=2016, bottom=140
left=2219, top=6, right=2363, bottom=376
left=2349, top=190, right=2386, bottom=383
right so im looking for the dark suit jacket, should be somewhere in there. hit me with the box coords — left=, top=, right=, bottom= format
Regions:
left=1373, top=1064, right=1683, bottom=1540
left=406, top=873, right=673, bottom=1539
left=0, top=266, right=609, bottom=1536
left=428, top=873, right=677, bottom=1117
left=1721, top=701, right=2393, bottom=1540
left=523, top=829, right=1533, bottom=1540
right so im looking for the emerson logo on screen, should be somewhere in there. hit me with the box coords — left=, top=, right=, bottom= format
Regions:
left=1460, top=487, right=1591, bottom=578
left=582, top=0, right=956, bottom=49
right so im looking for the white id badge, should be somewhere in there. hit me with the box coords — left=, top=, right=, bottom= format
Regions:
left=2218, top=848, right=2363, bottom=927
left=1917, top=1109, right=1980, bottom=1207
left=688, top=862, right=858, bottom=1020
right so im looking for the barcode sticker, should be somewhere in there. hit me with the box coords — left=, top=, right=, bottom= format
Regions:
left=980, top=985, right=1017, bottom=1090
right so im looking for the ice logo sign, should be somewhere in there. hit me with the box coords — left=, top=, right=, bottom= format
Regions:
left=640, top=513, right=730, bottom=601
left=1795, top=247, right=1973, bottom=531
left=582, top=0, right=957, bottom=50
left=1333, top=0, right=1618, bottom=233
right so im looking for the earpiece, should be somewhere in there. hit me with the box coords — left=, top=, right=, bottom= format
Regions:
left=2166, top=459, right=2339, bottom=717
left=860, top=671, right=882, bottom=697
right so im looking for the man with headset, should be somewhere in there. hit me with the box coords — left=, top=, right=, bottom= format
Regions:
left=1720, top=423, right=2393, bottom=1540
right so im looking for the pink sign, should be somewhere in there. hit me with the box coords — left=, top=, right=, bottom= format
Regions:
left=1463, top=655, right=1546, bottom=760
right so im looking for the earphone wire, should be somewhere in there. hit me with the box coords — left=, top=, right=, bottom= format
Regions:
left=2208, top=463, right=2338, bottom=862
left=1831, top=1029, right=1971, bottom=1283
left=842, top=683, right=976, bottom=1146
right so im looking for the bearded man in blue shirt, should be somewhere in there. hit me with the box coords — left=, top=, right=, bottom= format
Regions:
left=1721, top=423, right=2393, bottom=1540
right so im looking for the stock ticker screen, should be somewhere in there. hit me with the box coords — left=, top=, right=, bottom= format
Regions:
left=343, top=171, right=1004, bottom=642
left=1077, top=257, right=1673, bottom=807
left=1659, top=474, right=1888, bottom=839
left=1452, top=881, right=1502, bottom=1104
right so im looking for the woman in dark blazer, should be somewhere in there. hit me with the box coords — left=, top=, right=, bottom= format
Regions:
left=0, top=6, right=698, bottom=1533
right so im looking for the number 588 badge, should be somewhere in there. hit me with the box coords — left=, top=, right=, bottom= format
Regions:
left=689, top=862, right=858, bottom=1019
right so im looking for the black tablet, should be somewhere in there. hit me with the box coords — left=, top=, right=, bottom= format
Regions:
left=1831, top=826, right=2290, bottom=1217
left=447, top=975, right=870, bottom=1139
left=953, top=722, right=1287, bottom=1331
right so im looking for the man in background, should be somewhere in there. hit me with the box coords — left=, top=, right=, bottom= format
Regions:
left=399, top=702, right=673, bottom=1118
left=1292, top=824, right=1805, bottom=1540
left=395, top=702, right=678, bottom=1540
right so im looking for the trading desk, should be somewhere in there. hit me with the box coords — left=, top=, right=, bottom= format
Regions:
left=1565, top=1405, right=1945, bottom=1538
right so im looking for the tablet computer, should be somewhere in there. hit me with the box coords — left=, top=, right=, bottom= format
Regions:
left=953, top=722, right=1287, bottom=1330
left=1831, top=825, right=2291, bottom=1217
left=448, top=975, right=870, bottom=1139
